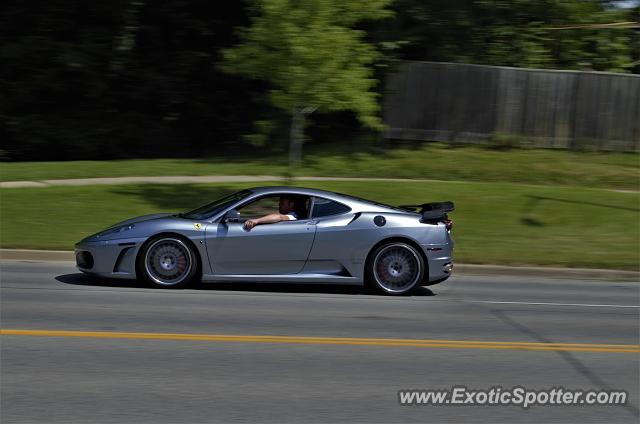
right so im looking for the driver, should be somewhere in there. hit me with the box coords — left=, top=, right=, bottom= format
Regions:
left=243, top=196, right=298, bottom=230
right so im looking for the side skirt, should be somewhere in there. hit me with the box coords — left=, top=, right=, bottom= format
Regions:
left=201, top=273, right=362, bottom=285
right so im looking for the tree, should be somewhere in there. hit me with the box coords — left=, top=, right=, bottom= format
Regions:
left=0, top=0, right=254, bottom=160
left=222, top=0, right=392, bottom=166
left=374, top=0, right=636, bottom=73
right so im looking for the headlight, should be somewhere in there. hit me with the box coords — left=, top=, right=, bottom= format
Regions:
left=97, top=224, right=135, bottom=238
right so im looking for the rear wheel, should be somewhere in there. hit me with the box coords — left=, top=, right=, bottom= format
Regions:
left=138, top=236, right=198, bottom=289
left=366, top=242, right=424, bottom=295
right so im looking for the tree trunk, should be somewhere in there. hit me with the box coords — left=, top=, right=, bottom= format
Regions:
left=289, top=107, right=305, bottom=168
left=110, top=0, right=145, bottom=72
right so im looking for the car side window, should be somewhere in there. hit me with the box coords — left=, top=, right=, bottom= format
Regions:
left=237, top=195, right=311, bottom=220
left=311, top=197, right=351, bottom=218
left=236, top=196, right=279, bottom=219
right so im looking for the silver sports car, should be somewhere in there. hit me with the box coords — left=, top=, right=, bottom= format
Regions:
left=75, top=186, right=454, bottom=294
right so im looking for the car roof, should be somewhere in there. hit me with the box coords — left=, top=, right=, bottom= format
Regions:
left=247, top=186, right=407, bottom=214
left=250, top=186, right=338, bottom=197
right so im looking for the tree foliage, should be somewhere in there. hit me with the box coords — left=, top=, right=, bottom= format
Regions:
left=222, top=0, right=393, bottom=129
left=0, top=0, right=255, bottom=160
left=378, top=0, right=636, bottom=72
left=0, top=0, right=636, bottom=161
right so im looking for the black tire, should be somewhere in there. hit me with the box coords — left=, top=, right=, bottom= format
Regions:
left=365, top=242, right=425, bottom=295
left=137, top=236, right=198, bottom=289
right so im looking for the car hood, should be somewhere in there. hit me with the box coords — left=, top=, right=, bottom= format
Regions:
left=78, top=213, right=177, bottom=243
left=106, top=213, right=176, bottom=229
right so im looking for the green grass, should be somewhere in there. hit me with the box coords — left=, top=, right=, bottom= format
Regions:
left=1, top=144, right=638, bottom=190
left=1, top=180, right=638, bottom=270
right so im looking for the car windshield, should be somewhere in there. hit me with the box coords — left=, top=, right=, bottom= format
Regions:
left=181, top=190, right=252, bottom=220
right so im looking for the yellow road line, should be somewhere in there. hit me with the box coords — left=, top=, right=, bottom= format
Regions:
left=1, top=329, right=638, bottom=353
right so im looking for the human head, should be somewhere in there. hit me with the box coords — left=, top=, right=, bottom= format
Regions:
left=279, top=196, right=296, bottom=214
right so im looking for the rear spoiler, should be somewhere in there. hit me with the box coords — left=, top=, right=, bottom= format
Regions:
left=398, top=201, right=454, bottom=221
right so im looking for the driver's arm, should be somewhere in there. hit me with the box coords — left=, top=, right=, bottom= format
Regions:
left=243, top=213, right=292, bottom=230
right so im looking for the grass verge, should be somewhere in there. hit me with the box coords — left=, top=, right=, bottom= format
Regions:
left=1, top=144, right=638, bottom=191
left=1, top=180, right=638, bottom=270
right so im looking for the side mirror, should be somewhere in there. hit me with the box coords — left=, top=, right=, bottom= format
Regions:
left=224, top=209, right=241, bottom=223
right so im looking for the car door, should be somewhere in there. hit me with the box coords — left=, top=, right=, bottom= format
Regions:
left=303, top=197, right=357, bottom=276
left=206, top=195, right=316, bottom=275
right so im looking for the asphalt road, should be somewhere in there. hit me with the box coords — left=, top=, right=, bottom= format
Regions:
left=1, top=260, right=639, bottom=423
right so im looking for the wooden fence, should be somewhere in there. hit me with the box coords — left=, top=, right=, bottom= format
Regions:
left=383, top=61, right=640, bottom=151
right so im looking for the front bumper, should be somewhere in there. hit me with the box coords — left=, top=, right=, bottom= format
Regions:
left=74, top=238, right=143, bottom=279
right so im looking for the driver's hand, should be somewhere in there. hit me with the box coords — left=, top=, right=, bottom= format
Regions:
left=243, top=219, right=257, bottom=230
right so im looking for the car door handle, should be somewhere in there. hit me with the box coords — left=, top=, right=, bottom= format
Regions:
left=307, top=220, right=318, bottom=225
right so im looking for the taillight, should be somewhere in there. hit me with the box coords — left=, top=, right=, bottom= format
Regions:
left=443, top=219, right=453, bottom=232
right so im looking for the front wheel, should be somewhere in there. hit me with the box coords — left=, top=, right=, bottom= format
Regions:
left=366, top=242, right=424, bottom=295
left=138, top=236, right=198, bottom=289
